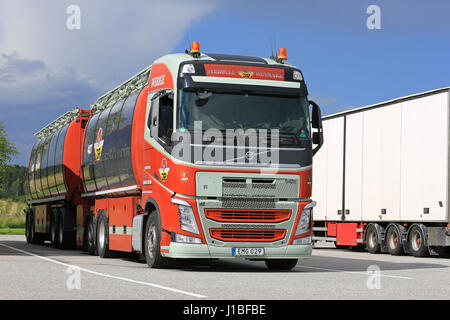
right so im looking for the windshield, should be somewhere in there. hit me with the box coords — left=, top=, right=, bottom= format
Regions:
left=177, top=89, right=311, bottom=139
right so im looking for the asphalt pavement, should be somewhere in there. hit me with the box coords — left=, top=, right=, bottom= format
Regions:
left=1, top=234, right=449, bottom=300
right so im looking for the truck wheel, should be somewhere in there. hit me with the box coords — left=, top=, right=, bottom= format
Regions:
left=365, top=225, right=381, bottom=254
left=265, top=259, right=298, bottom=271
left=408, top=226, right=429, bottom=257
left=386, top=226, right=404, bottom=256
left=50, top=210, right=59, bottom=248
left=96, top=214, right=114, bottom=258
left=58, top=211, right=75, bottom=249
left=144, top=211, right=170, bottom=268
left=86, top=217, right=97, bottom=255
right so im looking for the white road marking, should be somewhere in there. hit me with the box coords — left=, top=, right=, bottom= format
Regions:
left=296, top=264, right=414, bottom=280
left=0, top=243, right=207, bottom=298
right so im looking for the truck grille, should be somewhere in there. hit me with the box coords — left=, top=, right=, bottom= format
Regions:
left=205, top=209, right=291, bottom=223
left=210, top=228, right=286, bottom=242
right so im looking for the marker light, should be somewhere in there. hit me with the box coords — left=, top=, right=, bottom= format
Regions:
left=190, top=41, right=200, bottom=57
left=293, top=70, right=303, bottom=81
left=182, top=64, right=195, bottom=74
left=277, top=47, right=287, bottom=62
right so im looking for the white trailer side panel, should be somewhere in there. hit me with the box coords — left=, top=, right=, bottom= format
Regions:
left=313, top=88, right=450, bottom=224
left=344, top=113, right=363, bottom=221
left=312, top=117, right=344, bottom=221
left=420, top=92, right=448, bottom=222
left=311, top=129, right=328, bottom=221
left=379, top=103, right=402, bottom=221
left=400, top=97, right=424, bottom=221
left=325, top=118, right=344, bottom=220
left=361, top=107, right=382, bottom=221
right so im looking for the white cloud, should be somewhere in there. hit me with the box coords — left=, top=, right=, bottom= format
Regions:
left=309, top=93, right=337, bottom=106
left=0, top=0, right=221, bottom=91
left=0, top=0, right=221, bottom=165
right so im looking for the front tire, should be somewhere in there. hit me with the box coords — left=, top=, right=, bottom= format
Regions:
left=265, top=259, right=298, bottom=271
left=144, top=211, right=170, bottom=268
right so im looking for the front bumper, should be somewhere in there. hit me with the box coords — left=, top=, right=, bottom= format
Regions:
left=161, top=242, right=312, bottom=259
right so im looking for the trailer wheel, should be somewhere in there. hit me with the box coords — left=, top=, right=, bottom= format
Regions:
left=25, top=210, right=32, bottom=244
left=265, top=259, right=298, bottom=271
left=408, top=225, right=429, bottom=257
left=144, top=211, right=170, bottom=268
left=365, top=225, right=381, bottom=254
left=96, top=214, right=114, bottom=258
left=86, top=217, right=97, bottom=255
left=58, top=211, right=75, bottom=249
left=30, top=212, right=45, bottom=245
left=386, top=225, right=404, bottom=256
left=50, top=210, right=59, bottom=248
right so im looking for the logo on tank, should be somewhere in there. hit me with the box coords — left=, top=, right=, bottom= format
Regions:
left=94, top=128, right=104, bottom=161
left=158, top=158, right=170, bottom=182
left=238, top=70, right=254, bottom=78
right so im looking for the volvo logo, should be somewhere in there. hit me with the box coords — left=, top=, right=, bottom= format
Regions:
left=245, top=151, right=255, bottom=160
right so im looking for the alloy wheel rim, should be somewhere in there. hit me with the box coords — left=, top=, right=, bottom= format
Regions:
left=388, top=229, right=399, bottom=250
left=411, top=230, right=422, bottom=251
left=147, top=224, right=156, bottom=258
left=368, top=230, right=377, bottom=248
left=98, top=220, right=105, bottom=249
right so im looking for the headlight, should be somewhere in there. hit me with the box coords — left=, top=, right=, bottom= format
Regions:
left=171, top=198, right=200, bottom=235
left=181, top=64, right=195, bottom=74
left=294, top=201, right=316, bottom=236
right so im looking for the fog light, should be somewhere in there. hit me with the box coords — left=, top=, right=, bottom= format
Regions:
left=292, top=236, right=312, bottom=245
left=172, top=233, right=202, bottom=244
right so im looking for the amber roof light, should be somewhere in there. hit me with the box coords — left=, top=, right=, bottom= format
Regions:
left=277, top=47, right=287, bottom=63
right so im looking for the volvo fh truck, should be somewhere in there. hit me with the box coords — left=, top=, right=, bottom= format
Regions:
left=26, top=43, right=323, bottom=270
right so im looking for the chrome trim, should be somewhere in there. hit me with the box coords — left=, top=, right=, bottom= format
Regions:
left=81, top=185, right=139, bottom=198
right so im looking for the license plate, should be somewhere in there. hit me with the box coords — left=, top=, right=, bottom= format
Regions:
left=232, top=247, right=265, bottom=257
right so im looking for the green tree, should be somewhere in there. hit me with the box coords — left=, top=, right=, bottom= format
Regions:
left=0, top=121, right=18, bottom=177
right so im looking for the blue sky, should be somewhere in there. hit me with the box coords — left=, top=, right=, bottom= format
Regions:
left=0, top=0, right=449, bottom=165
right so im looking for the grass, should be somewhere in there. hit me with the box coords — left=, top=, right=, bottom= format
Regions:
left=0, top=199, right=27, bottom=235
left=0, top=228, right=25, bottom=235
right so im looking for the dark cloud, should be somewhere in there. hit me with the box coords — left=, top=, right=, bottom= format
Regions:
left=0, top=52, right=100, bottom=165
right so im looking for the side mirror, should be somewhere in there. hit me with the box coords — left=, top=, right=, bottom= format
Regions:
left=309, top=100, right=324, bottom=156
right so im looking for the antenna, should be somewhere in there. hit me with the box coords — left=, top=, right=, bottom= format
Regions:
left=269, top=37, right=274, bottom=60
left=274, top=38, right=278, bottom=58
left=185, top=35, right=191, bottom=54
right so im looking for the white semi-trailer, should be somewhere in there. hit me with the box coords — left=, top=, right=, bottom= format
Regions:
left=312, top=87, right=450, bottom=257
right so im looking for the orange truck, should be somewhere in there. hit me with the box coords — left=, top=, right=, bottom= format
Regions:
left=26, top=43, right=323, bottom=270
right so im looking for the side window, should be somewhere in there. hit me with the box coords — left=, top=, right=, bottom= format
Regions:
left=148, top=91, right=174, bottom=143
left=158, top=95, right=174, bottom=142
